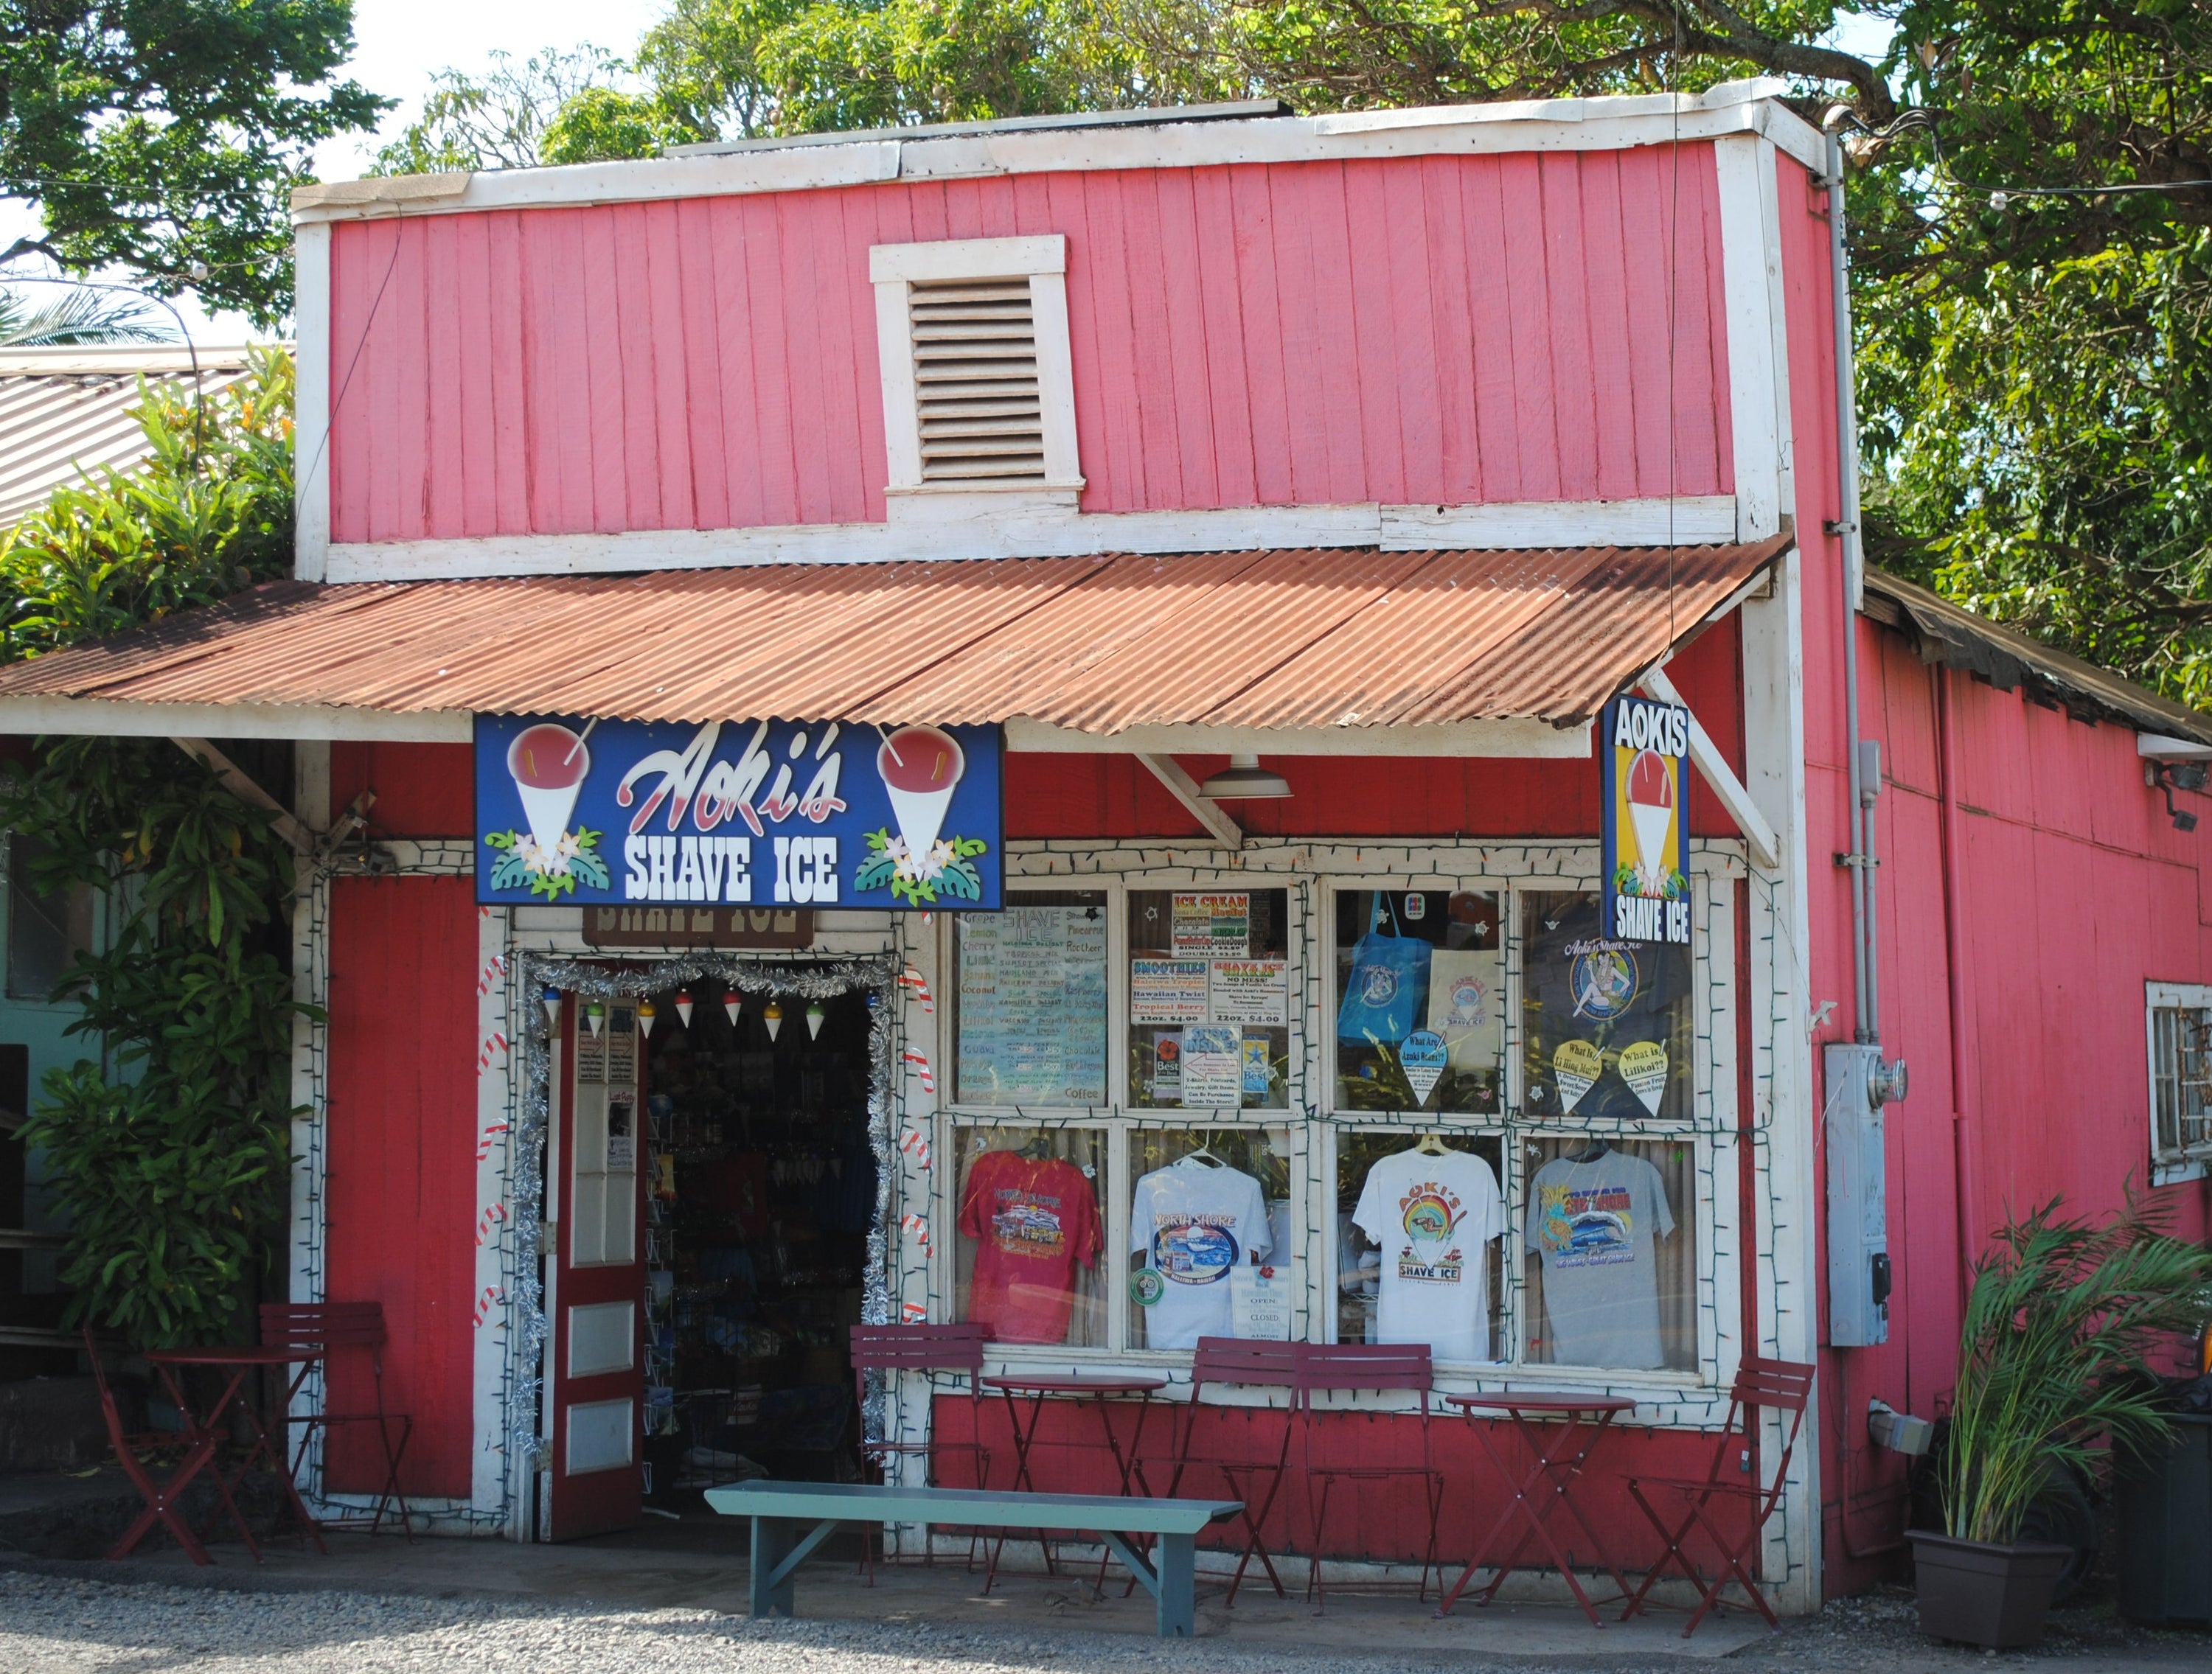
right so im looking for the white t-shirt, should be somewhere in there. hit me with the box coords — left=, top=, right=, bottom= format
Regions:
left=1526, top=1151, right=1676, bottom=1369
left=1130, top=1159, right=1272, bottom=1350
left=1351, top=1147, right=1503, bottom=1362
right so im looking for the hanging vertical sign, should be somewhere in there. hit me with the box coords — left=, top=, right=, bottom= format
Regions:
left=1601, top=694, right=1691, bottom=946
left=475, top=715, right=1002, bottom=911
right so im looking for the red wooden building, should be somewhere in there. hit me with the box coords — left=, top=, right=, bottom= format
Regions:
left=1, top=83, right=2208, bottom=1608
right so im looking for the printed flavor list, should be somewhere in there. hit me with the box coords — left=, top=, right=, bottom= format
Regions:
left=959, top=906, right=1108, bottom=1103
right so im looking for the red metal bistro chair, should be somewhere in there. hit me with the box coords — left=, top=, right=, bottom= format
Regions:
left=849, top=1322, right=992, bottom=1578
left=1298, top=1342, right=1444, bottom=1609
left=83, top=1325, right=222, bottom=1564
left=260, top=1302, right=415, bottom=1538
left=1161, top=1336, right=1301, bottom=1604
left=1618, top=1356, right=1817, bottom=1636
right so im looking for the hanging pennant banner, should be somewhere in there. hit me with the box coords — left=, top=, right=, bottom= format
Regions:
left=1601, top=694, right=1691, bottom=946
left=475, top=715, right=1002, bottom=911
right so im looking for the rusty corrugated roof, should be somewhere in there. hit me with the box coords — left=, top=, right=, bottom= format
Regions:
left=0, top=537, right=1790, bottom=731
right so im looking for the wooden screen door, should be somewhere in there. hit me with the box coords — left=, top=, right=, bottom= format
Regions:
left=548, top=994, right=645, bottom=1540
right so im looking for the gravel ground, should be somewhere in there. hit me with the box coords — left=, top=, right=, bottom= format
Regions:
left=1, top=1571, right=2207, bottom=1674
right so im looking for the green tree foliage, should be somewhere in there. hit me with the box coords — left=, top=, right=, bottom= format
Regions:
left=0, top=351, right=307, bottom=1347
left=368, top=46, right=677, bottom=175
left=0, top=285, right=172, bottom=346
left=0, top=2, right=388, bottom=327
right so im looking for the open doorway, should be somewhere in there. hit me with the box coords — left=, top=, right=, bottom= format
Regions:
left=639, top=983, right=878, bottom=1511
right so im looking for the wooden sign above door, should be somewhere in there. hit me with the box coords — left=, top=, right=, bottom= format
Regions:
left=580, top=906, right=815, bottom=949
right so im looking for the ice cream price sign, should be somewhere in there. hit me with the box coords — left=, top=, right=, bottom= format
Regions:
left=1600, top=694, right=1690, bottom=946
left=474, top=714, right=1001, bottom=911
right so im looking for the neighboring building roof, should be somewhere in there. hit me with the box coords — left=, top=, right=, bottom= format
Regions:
left=666, top=99, right=1293, bottom=158
left=0, top=537, right=1789, bottom=742
left=1861, top=566, right=2212, bottom=748
left=0, top=346, right=261, bottom=529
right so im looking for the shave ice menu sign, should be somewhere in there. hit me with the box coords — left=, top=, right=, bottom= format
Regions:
left=473, top=714, right=1002, bottom=911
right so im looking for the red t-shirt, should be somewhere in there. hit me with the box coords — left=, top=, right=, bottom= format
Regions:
left=957, top=1151, right=1102, bottom=1345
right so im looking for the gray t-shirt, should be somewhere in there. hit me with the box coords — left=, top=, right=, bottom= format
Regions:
left=1526, top=1151, right=1675, bottom=1369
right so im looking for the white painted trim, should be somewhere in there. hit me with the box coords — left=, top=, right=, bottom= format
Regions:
left=1029, top=270, right=1081, bottom=489
left=2138, top=732, right=2212, bottom=760
left=872, top=276, right=923, bottom=490
left=0, top=696, right=471, bottom=742
left=292, top=91, right=1825, bottom=227
left=1133, top=753, right=1243, bottom=848
left=293, top=220, right=331, bottom=583
left=322, top=496, right=1742, bottom=582
left=1714, top=136, right=1792, bottom=543
left=1636, top=666, right=1781, bottom=868
left=869, top=234, right=1065, bottom=282
left=1384, top=495, right=1738, bottom=548
left=1005, top=718, right=1590, bottom=757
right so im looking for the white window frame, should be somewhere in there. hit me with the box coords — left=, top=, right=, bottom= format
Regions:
left=869, top=234, right=1082, bottom=518
left=2146, top=980, right=2212, bottom=1185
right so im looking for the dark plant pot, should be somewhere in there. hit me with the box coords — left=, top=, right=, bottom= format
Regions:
left=1907, top=1530, right=2073, bottom=1649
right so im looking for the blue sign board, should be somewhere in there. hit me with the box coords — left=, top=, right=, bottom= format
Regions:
left=1600, top=694, right=1691, bottom=946
left=474, top=715, right=1002, bottom=911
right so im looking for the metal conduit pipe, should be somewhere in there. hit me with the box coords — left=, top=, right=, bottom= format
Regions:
left=1826, top=125, right=1877, bottom=1046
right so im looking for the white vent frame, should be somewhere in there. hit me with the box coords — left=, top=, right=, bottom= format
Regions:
left=870, top=235, right=1082, bottom=517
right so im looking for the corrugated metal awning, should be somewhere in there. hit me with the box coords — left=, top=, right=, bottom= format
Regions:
left=0, top=537, right=1790, bottom=749
left=0, top=346, right=261, bottom=529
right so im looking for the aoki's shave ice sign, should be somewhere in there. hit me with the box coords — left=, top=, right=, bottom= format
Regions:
left=1600, top=694, right=1690, bottom=946
left=473, top=714, right=1002, bottom=910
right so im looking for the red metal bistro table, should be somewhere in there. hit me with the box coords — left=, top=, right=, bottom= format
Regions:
left=1436, top=1392, right=1637, bottom=1627
left=979, top=1373, right=1167, bottom=1586
left=120, top=1347, right=327, bottom=1564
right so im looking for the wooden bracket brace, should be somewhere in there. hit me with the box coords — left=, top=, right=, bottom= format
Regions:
left=1634, top=667, right=1782, bottom=871
left=169, top=737, right=316, bottom=855
left=1135, top=753, right=1244, bottom=850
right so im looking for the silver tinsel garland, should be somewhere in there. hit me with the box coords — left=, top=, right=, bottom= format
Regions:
left=508, top=951, right=900, bottom=1468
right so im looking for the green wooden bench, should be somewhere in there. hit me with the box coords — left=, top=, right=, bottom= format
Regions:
left=704, top=1480, right=1243, bottom=1637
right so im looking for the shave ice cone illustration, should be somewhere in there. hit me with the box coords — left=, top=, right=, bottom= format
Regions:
left=855, top=723, right=991, bottom=904
left=879, top=725, right=964, bottom=863
left=485, top=719, right=612, bottom=899
left=1626, top=746, right=1676, bottom=894
left=508, top=722, right=592, bottom=865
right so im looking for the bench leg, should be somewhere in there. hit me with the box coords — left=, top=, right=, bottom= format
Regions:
left=751, top=1517, right=796, bottom=1617
left=1155, top=1532, right=1196, bottom=1638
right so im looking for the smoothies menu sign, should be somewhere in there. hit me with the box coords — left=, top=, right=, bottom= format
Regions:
left=473, top=714, right=1002, bottom=910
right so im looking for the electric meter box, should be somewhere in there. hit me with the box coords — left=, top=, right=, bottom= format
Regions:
left=1824, top=1042, right=1892, bottom=1347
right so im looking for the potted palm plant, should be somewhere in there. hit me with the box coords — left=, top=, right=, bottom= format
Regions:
left=1910, top=1197, right=2212, bottom=1649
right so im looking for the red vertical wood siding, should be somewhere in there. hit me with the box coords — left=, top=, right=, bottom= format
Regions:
left=323, top=875, right=478, bottom=1497
left=330, top=742, right=473, bottom=838
left=326, top=150, right=1733, bottom=545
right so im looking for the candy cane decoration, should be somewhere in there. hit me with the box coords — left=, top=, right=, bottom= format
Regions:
left=901, top=1300, right=928, bottom=1324
left=471, top=1285, right=507, bottom=1328
left=900, top=1212, right=933, bottom=1252
left=475, top=1202, right=509, bottom=1246
left=897, top=1128, right=932, bottom=1169
left=899, top=965, right=934, bottom=1014
left=477, top=1030, right=509, bottom=1074
left=476, top=1122, right=509, bottom=1162
left=476, top=952, right=508, bottom=997
left=900, top=1046, right=935, bottom=1094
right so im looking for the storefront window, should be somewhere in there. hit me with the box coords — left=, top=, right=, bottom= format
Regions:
left=1521, top=1136, right=1697, bottom=1372
left=951, top=1125, right=1107, bottom=1347
left=954, top=892, right=1109, bottom=1106
left=1127, top=1126, right=1294, bottom=1350
left=1334, top=1131, right=1506, bottom=1360
left=1519, top=890, right=1692, bottom=1120
left=1127, top=890, right=1290, bottom=1109
left=1334, top=890, right=1502, bottom=1113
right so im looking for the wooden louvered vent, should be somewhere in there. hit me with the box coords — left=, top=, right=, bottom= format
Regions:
left=908, top=276, right=1046, bottom=484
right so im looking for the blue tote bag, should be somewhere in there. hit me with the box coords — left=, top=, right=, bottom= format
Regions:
left=1337, top=896, right=1431, bottom=1045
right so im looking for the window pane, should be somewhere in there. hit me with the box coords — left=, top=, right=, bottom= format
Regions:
left=1520, top=891, right=1692, bottom=1120
left=1127, top=1126, right=1293, bottom=1350
left=2154, top=1007, right=2183, bottom=1158
left=1335, top=1131, right=1506, bottom=1361
left=7, top=836, right=93, bottom=1002
left=1335, top=890, right=1501, bottom=1114
left=954, top=893, right=1108, bottom=1106
left=951, top=1126, right=1107, bottom=1347
left=1126, top=890, right=1290, bottom=1109
left=1523, top=1136, right=1697, bottom=1372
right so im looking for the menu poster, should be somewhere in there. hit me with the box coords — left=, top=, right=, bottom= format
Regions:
left=958, top=906, right=1110, bottom=1103
left=1182, top=1025, right=1244, bottom=1106
left=606, top=1005, right=638, bottom=1084
left=574, top=1020, right=608, bottom=1084
left=1172, top=892, right=1250, bottom=957
left=1130, top=958, right=1209, bottom=1025
left=1209, top=958, right=1289, bottom=1026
